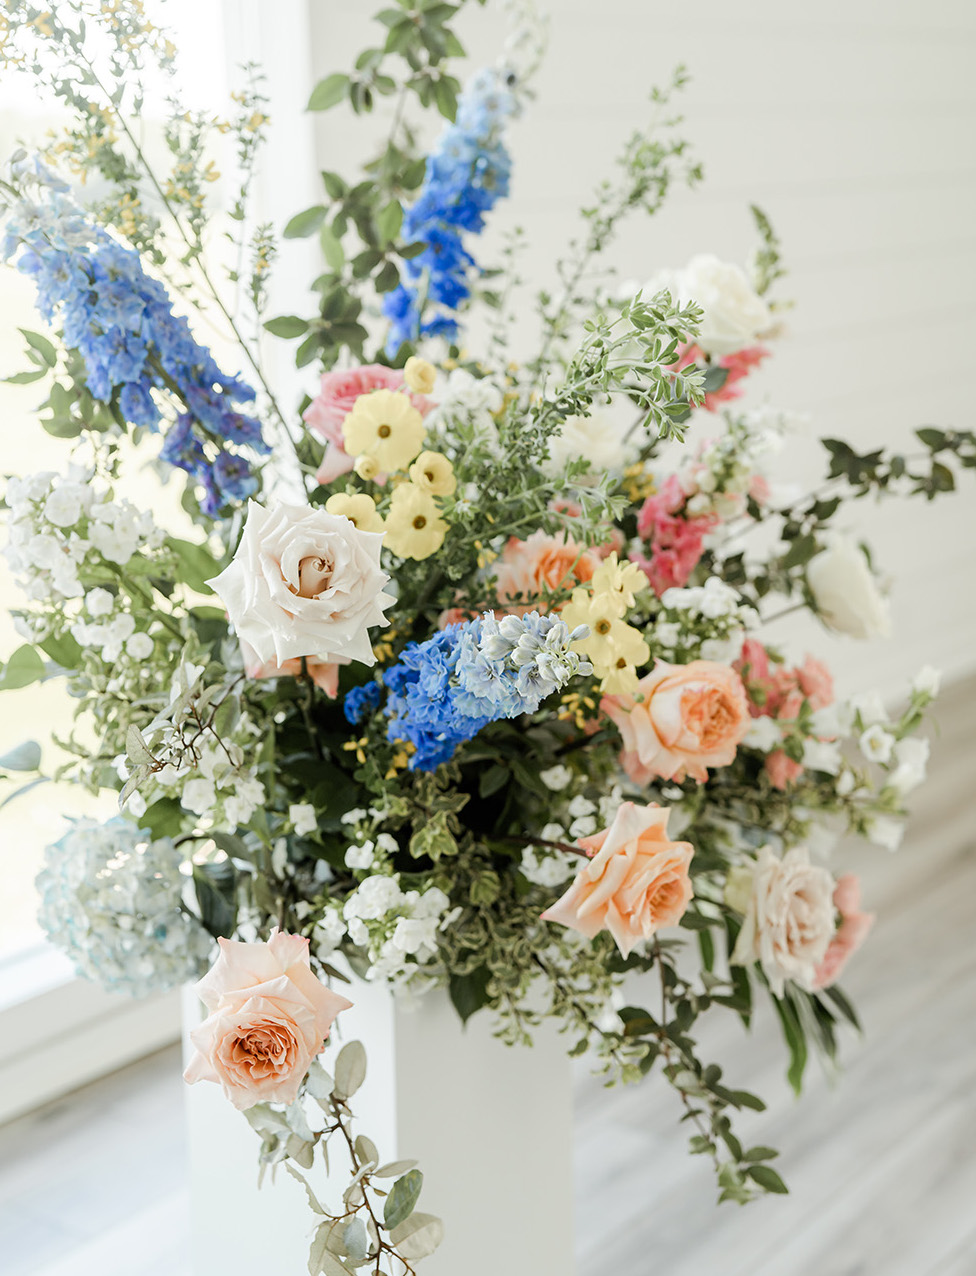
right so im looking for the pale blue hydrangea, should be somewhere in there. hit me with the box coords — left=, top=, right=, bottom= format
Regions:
left=35, top=817, right=213, bottom=996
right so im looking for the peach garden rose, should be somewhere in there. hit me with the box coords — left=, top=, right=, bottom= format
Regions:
left=601, top=658, right=750, bottom=784
left=541, top=801, right=694, bottom=957
left=184, top=930, right=352, bottom=1110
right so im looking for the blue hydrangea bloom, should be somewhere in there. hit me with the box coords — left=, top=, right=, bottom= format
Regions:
left=382, top=67, right=521, bottom=352
left=383, top=612, right=591, bottom=771
left=2, top=166, right=269, bottom=517
left=344, top=681, right=382, bottom=725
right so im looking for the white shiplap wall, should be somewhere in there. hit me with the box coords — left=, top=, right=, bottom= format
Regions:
left=306, top=0, right=976, bottom=697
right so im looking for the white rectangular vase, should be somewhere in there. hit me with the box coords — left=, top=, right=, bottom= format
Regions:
left=182, top=979, right=576, bottom=1275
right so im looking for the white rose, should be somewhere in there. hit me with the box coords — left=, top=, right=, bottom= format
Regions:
left=807, top=536, right=891, bottom=640
left=671, top=254, right=772, bottom=357
left=543, top=410, right=634, bottom=481
left=730, top=846, right=835, bottom=996
left=208, top=500, right=394, bottom=667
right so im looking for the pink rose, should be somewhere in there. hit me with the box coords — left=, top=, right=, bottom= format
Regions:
left=765, top=749, right=803, bottom=790
left=303, top=365, right=431, bottom=485
left=493, top=530, right=599, bottom=612
left=184, top=930, right=352, bottom=1110
left=541, top=801, right=694, bottom=957
left=602, top=659, right=750, bottom=784
left=812, top=874, right=874, bottom=990
left=241, top=640, right=345, bottom=698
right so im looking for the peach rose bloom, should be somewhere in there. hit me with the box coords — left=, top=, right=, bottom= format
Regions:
left=184, top=930, right=352, bottom=1110
left=241, top=640, right=345, bottom=698
left=811, top=874, right=874, bottom=990
left=729, top=847, right=835, bottom=997
left=494, top=530, right=599, bottom=611
left=602, top=659, right=750, bottom=784
left=541, top=801, right=694, bottom=957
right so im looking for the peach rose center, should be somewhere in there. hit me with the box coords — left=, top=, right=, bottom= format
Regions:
left=683, top=685, right=738, bottom=748
left=222, top=1020, right=300, bottom=1080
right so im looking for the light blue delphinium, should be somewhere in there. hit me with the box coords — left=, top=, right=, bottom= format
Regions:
left=1, top=158, right=268, bottom=516
left=35, top=816, right=213, bottom=996
left=383, top=611, right=591, bottom=771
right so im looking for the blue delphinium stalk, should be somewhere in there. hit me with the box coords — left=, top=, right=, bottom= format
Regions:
left=1, top=160, right=268, bottom=517
left=382, top=66, right=521, bottom=352
left=344, top=681, right=382, bottom=725
left=383, top=612, right=591, bottom=771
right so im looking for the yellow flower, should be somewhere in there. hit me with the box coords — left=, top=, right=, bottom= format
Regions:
left=342, top=389, right=425, bottom=471
left=561, top=588, right=649, bottom=672
left=590, top=552, right=648, bottom=612
left=403, top=356, right=437, bottom=395
left=383, top=482, right=448, bottom=561
left=408, top=450, right=456, bottom=497
left=324, top=492, right=384, bottom=534
left=354, top=454, right=381, bottom=481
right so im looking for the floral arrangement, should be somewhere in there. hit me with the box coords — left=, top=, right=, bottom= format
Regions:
left=2, top=1, right=975, bottom=1270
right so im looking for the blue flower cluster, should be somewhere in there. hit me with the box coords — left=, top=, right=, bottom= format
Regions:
left=344, top=680, right=382, bottom=725
left=383, top=67, right=520, bottom=352
left=383, top=612, right=592, bottom=771
left=2, top=164, right=268, bottom=516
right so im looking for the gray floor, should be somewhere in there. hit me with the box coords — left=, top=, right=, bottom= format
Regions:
left=1, top=681, right=973, bottom=1276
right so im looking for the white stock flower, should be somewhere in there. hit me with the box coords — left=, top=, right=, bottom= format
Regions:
left=730, top=846, right=835, bottom=997
left=126, top=633, right=154, bottom=660
left=743, top=715, right=782, bottom=752
left=860, top=724, right=895, bottom=765
left=289, top=803, right=318, bottom=837
left=345, top=842, right=376, bottom=870
left=208, top=500, right=394, bottom=667
left=181, top=778, right=217, bottom=817
left=86, top=587, right=115, bottom=617
left=539, top=764, right=572, bottom=792
left=806, top=536, right=891, bottom=640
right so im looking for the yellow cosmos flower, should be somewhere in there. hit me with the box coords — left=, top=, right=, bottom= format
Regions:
left=403, top=356, right=437, bottom=395
left=354, top=454, right=381, bottom=481
left=383, top=482, right=448, bottom=561
left=324, top=492, right=384, bottom=534
left=408, top=450, right=456, bottom=497
left=342, top=389, right=425, bottom=471
left=590, top=552, right=648, bottom=612
left=562, top=588, right=650, bottom=673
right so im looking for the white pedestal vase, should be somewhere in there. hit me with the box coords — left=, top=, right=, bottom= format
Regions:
left=182, top=979, right=577, bottom=1275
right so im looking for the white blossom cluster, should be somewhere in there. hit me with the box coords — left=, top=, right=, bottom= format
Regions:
left=520, top=767, right=625, bottom=888
left=35, top=816, right=213, bottom=996
left=651, top=576, right=758, bottom=664
left=3, top=467, right=163, bottom=653
left=677, top=412, right=784, bottom=521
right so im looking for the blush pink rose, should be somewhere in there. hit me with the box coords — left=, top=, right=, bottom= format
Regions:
left=812, top=874, right=874, bottom=990
left=184, top=930, right=352, bottom=1110
left=602, top=659, right=750, bottom=784
left=494, top=530, right=599, bottom=611
left=541, top=801, right=694, bottom=957
left=241, top=640, right=345, bottom=698
left=303, top=365, right=432, bottom=485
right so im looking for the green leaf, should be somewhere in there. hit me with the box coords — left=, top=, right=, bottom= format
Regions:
left=308, top=73, right=350, bottom=111
left=332, top=1040, right=367, bottom=1099
left=0, top=775, right=49, bottom=811
left=375, top=199, right=403, bottom=244
left=321, top=170, right=347, bottom=200
left=284, top=205, right=328, bottom=239
left=193, top=859, right=239, bottom=938
left=38, top=630, right=83, bottom=669
left=19, top=328, right=57, bottom=367
left=4, top=368, right=47, bottom=385
left=165, top=536, right=220, bottom=594
left=373, top=1158, right=417, bottom=1179
left=125, top=724, right=155, bottom=766
left=319, top=222, right=346, bottom=273
left=137, top=796, right=184, bottom=839
left=0, top=645, right=46, bottom=691
left=747, top=1164, right=789, bottom=1194
left=448, top=966, right=491, bottom=1024
left=742, top=1145, right=780, bottom=1162
left=383, top=1168, right=423, bottom=1231
left=41, top=414, right=82, bottom=437
left=822, top=983, right=861, bottom=1031
left=389, top=1211, right=444, bottom=1261
left=264, top=315, right=309, bottom=339
left=774, top=993, right=808, bottom=1095
left=0, top=740, right=41, bottom=771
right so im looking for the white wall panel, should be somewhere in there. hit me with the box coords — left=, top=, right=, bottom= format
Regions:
left=305, top=1, right=976, bottom=696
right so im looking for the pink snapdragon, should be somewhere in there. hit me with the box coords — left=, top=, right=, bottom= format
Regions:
left=675, top=342, right=770, bottom=412
left=812, top=875, right=875, bottom=989
left=635, top=475, right=716, bottom=595
left=736, top=640, right=835, bottom=789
